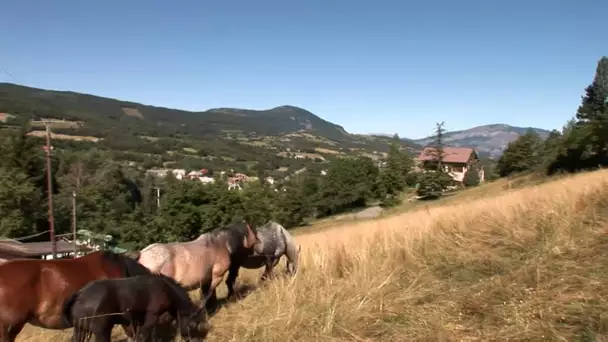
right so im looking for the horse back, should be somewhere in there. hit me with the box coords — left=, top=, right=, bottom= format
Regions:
left=0, top=253, right=128, bottom=329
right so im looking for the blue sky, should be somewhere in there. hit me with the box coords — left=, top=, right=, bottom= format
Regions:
left=0, top=0, right=606, bottom=139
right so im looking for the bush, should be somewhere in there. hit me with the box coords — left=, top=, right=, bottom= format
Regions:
left=463, top=167, right=481, bottom=187
left=416, top=172, right=453, bottom=199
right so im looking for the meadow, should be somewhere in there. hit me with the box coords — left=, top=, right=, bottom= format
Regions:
left=19, top=170, right=608, bottom=341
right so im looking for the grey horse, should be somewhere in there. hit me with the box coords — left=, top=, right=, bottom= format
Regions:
left=206, top=221, right=301, bottom=306
left=245, top=221, right=301, bottom=280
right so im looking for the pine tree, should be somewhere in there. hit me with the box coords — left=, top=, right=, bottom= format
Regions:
left=496, top=129, right=543, bottom=177
left=575, top=56, right=608, bottom=157
left=417, top=122, right=452, bottom=199
left=432, top=121, right=447, bottom=171
left=382, top=134, right=406, bottom=193
left=462, top=166, right=481, bottom=187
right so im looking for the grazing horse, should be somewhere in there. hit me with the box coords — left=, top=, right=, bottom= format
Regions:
left=242, top=221, right=301, bottom=279
left=62, top=273, right=210, bottom=342
left=0, top=251, right=152, bottom=342
left=207, top=221, right=301, bottom=306
left=134, top=221, right=258, bottom=309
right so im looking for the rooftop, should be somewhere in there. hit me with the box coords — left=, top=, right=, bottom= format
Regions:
left=417, top=147, right=476, bottom=164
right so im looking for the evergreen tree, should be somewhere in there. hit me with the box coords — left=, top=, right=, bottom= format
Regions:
left=462, top=166, right=481, bottom=187
left=496, top=129, right=543, bottom=177
left=381, top=134, right=406, bottom=194
left=575, top=57, right=608, bottom=158
left=417, top=122, right=452, bottom=199
left=432, top=121, right=447, bottom=171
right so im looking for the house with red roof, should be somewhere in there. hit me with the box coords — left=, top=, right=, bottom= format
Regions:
left=416, top=146, right=485, bottom=183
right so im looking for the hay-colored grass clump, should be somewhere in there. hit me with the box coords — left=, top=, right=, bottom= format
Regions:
left=19, top=170, right=608, bottom=341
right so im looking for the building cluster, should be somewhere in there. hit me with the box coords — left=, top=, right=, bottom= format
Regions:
left=144, top=146, right=484, bottom=192
left=145, top=168, right=274, bottom=191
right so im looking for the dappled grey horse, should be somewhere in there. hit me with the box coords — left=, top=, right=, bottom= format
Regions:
left=206, top=221, right=301, bottom=306
left=245, top=221, right=301, bottom=280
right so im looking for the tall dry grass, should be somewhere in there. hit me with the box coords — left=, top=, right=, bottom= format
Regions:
left=19, top=170, right=608, bottom=341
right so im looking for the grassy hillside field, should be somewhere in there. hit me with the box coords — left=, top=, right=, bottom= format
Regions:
left=19, top=170, right=608, bottom=341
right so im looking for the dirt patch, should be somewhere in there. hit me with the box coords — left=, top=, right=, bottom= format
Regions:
left=353, top=206, right=384, bottom=220
left=315, top=147, right=340, bottom=155
left=30, top=119, right=82, bottom=129
left=277, top=152, right=325, bottom=160
left=121, top=107, right=144, bottom=119
left=140, top=136, right=159, bottom=142
left=0, top=113, right=14, bottom=122
left=26, top=131, right=101, bottom=142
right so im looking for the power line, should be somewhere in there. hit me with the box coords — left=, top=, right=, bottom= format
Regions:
left=0, top=66, right=17, bottom=82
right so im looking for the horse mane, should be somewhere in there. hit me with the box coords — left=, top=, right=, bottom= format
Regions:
left=202, top=221, right=254, bottom=253
left=99, top=251, right=153, bottom=278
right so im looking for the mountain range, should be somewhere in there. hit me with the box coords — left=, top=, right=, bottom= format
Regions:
left=411, top=124, right=551, bottom=158
left=0, top=83, right=550, bottom=159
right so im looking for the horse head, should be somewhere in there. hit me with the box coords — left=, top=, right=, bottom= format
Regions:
left=242, top=221, right=259, bottom=250
left=179, top=306, right=211, bottom=341
left=286, top=244, right=302, bottom=276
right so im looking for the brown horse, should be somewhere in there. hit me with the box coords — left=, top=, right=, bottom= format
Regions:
left=0, top=250, right=152, bottom=342
left=134, top=221, right=258, bottom=309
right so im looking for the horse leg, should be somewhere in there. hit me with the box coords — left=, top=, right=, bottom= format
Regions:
left=200, top=282, right=218, bottom=313
left=203, top=275, right=224, bottom=307
left=88, top=319, right=112, bottom=342
left=91, top=328, right=112, bottom=342
left=120, top=323, right=136, bottom=342
left=134, top=315, right=158, bottom=342
left=225, top=263, right=240, bottom=300
left=260, top=258, right=275, bottom=281
left=70, top=325, right=89, bottom=342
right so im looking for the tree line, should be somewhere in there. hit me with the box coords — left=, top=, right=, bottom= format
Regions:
left=497, top=57, right=608, bottom=177
left=0, top=124, right=432, bottom=250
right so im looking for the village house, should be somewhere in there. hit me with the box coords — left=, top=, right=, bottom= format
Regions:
left=187, top=168, right=210, bottom=180
left=146, top=168, right=186, bottom=179
left=416, top=146, right=485, bottom=183
left=234, top=173, right=249, bottom=182
left=227, top=177, right=242, bottom=191
left=198, top=176, right=215, bottom=184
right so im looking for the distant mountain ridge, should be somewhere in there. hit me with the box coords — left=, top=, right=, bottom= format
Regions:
left=0, top=83, right=548, bottom=158
left=411, top=124, right=551, bottom=158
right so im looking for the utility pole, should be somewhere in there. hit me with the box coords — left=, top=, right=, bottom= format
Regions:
left=152, top=186, right=161, bottom=210
left=72, top=191, right=77, bottom=258
left=43, top=122, right=57, bottom=259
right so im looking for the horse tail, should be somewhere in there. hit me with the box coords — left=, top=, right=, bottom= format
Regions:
left=61, top=292, right=79, bottom=327
left=279, top=224, right=300, bottom=276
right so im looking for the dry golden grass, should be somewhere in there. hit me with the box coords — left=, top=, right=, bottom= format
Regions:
left=19, top=170, right=608, bottom=341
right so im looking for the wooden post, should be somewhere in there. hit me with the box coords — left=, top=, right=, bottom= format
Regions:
left=153, top=187, right=161, bottom=210
left=72, top=191, right=77, bottom=258
left=44, top=123, right=57, bottom=259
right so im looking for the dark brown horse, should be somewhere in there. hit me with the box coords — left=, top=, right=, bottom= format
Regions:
left=0, top=251, right=152, bottom=342
left=63, top=273, right=210, bottom=342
